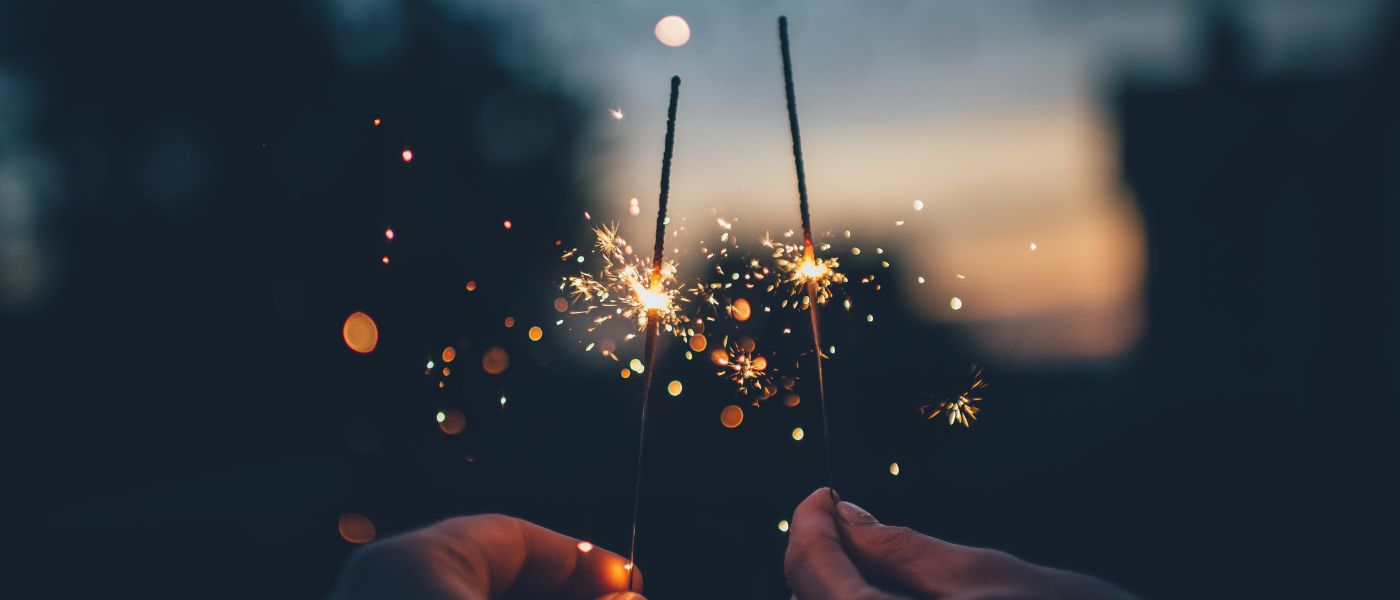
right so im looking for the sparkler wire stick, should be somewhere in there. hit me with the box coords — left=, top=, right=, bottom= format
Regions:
left=627, top=74, right=680, bottom=592
left=779, top=16, right=835, bottom=491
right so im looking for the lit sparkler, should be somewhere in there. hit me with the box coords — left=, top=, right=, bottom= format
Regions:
left=626, top=75, right=682, bottom=593
left=563, top=223, right=687, bottom=336
left=920, top=365, right=987, bottom=427
left=779, top=15, right=836, bottom=488
left=761, top=233, right=847, bottom=309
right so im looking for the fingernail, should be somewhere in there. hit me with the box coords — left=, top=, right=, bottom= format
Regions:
left=836, top=501, right=877, bottom=525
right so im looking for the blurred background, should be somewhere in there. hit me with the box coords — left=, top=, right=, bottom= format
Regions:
left=2, top=0, right=1396, bottom=597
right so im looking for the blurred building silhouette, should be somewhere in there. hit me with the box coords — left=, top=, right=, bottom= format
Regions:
left=1113, top=6, right=1397, bottom=596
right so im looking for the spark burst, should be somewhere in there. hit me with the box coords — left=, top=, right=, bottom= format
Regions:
left=920, top=365, right=987, bottom=427
left=562, top=223, right=694, bottom=338
left=760, top=233, right=847, bottom=309
left=715, top=344, right=774, bottom=397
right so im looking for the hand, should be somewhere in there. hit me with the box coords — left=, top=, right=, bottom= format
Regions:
left=331, top=514, right=644, bottom=600
left=784, top=488, right=1135, bottom=600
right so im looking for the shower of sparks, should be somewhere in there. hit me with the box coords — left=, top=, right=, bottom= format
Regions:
left=715, top=344, right=773, bottom=397
left=920, top=365, right=987, bottom=427
left=561, top=223, right=702, bottom=342
left=760, top=233, right=847, bottom=310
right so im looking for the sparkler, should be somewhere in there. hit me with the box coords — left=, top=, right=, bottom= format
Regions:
left=626, top=75, right=681, bottom=592
left=779, top=16, right=837, bottom=489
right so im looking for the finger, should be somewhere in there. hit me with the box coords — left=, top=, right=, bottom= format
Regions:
left=833, top=500, right=989, bottom=595
left=421, top=514, right=641, bottom=599
left=784, top=488, right=900, bottom=600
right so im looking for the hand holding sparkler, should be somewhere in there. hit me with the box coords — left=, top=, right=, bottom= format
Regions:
left=331, top=515, right=645, bottom=600
left=784, top=489, right=1137, bottom=600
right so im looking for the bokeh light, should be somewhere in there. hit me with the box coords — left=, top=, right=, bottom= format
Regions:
left=667, top=380, right=682, bottom=396
left=577, top=541, right=594, bottom=553
left=629, top=358, right=645, bottom=373
left=730, top=298, right=752, bottom=322
left=401, top=149, right=413, bottom=162
left=528, top=326, right=543, bottom=341
left=338, top=513, right=376, bottom=544
left=654, top=15, right=691, bottom=47
left=791, top=427, right=805, bottom=441
left=442, top=346, right=456, bottom=363
left=778, top=519, right=790, bottom=533
left=889, top=462, right=901, bottom=476
left=482, top=346, right=509, bottom=375
left=689, top=333, right=707, bottom=352
left=437, top=409, right=466, bottom=435
left=342, top=312, right=378, bottom=354
left=950, top=297, right=963, bottom=311
left=720, top=405, right=744, bottom=428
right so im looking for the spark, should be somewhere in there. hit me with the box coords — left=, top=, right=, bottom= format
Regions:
left=384, top=228, right=394, bottom=240
left=577, top=541, right=594, bottom=553
left=401, top=149, right=413, bottom=162
left=373, top=117, right=381, bottom=126
left=503, top=220, right=513, bottom=230
left=715, top=344, right=772, bottom=396
left=609, top=108, right=624, bottom=120
left=760, top=233, right=847, bottom=309
left=1029, top=242, right=1038, bottom=251
left=562, top=223, right=696, bottom=339
left=920, top=365, right=987, bottom=427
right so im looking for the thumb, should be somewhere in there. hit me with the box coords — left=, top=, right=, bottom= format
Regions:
left=834, top=500, right=990, bottom=596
